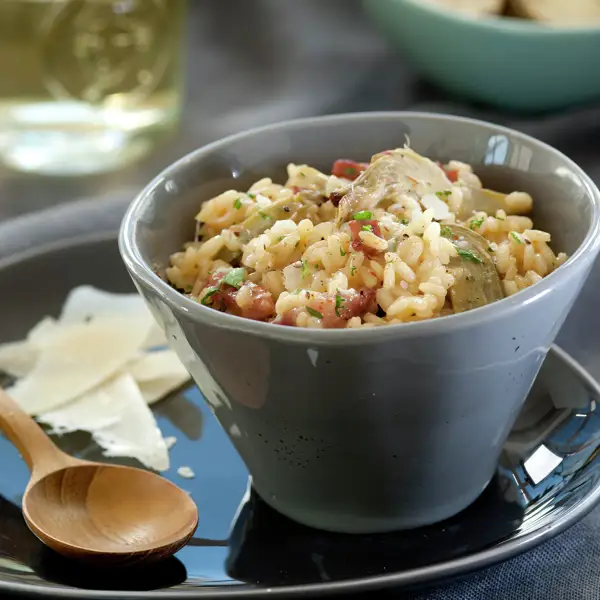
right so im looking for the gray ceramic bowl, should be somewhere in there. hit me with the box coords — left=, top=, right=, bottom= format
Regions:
left=119, top=113, right=600, bottom=534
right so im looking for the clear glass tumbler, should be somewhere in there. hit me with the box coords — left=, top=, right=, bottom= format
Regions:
left=0, top=0, right=187, bottom=175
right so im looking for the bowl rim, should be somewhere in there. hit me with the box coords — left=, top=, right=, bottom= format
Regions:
left=119, top=111, right=600, bottom=344
left=382, top=0, right=600, bottom=34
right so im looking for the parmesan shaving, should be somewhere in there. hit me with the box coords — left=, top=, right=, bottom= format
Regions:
left=7, top=316, right=151, bottom=415
left=0, top=341, right=37, bottom=379
left=0, top=317, right=58, bottom=378
left=59, top=285, right=166, bottom=348
left=164, top=436, right=177, bottom=450
left=177, top=466, right=195, bottom=479
left=139, top=377, right=191, bottom=406
left=129, top=350, right=191, bottom=405
left=0, top=285, right=193, bottom=472
left=40, top=374, right=170, bottom=472
left=128, top=350, right=190, bottom=382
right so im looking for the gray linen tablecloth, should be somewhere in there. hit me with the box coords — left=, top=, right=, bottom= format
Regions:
left=0, top=1, right=598, bottom=598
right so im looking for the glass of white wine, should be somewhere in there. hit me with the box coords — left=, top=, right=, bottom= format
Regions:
left=0, top=0, right=187, bottom=176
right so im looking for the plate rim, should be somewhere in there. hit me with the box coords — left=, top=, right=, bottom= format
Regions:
left=0, top=235, right=598, bottom=598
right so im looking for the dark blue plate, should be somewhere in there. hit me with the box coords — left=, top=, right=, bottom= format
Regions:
left=0, top=235, right=598, bottom=598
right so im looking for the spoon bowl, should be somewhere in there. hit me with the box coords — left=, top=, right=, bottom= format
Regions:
left=0, top=389, right=198, bottom=566
left=24, top=464, right=198, bottom=565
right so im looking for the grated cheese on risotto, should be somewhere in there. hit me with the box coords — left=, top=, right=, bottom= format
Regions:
left=166, top=148, right=568, bottom=329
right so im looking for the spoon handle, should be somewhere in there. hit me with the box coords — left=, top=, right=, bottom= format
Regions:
left=0, top=388, right=73, bottom=482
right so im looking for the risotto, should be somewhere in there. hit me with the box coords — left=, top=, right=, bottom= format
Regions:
left=166, top=147, right=568, bottom=329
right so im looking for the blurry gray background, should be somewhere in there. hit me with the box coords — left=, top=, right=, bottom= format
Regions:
left=2, top=0, right=599, bottom=221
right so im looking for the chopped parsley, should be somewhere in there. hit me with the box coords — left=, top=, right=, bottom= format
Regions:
left=469, top=216, right=485, bottom=230
left=435, top=190, right=452, bottom=199
left=335, top=293, right=345, bottom=317
left=510, top=232, right=524, bottom=244
left=258, top=211, right=269, bottom=220
left=362, top=224, right=373, bottom=233
left=247, top=192, right=256, bottom=199
left=457, top=248, right=483, bottom=264
left=202, top=268, right=246, bottom=306
left=353, top=210, right=372, bottom=220
left=350, top=266, right=357, bottom=276
left=488, top=246, right=495, bottom=253
left=440, top=225, right=453, bottom=238
left=201, top=287, right=220, bottom=306
left=400, top=219, right=409, bottom=225
left=306, top=307, right=323, bottom=319
left=344, top=166, right=358, bottom=178
left=233, top=197, right=242, bottom=210
left=301, top=260, right=311, bottom=278
left=340, top=247, right=347, bottom=257
left=222, top=267, right=245, bottom=289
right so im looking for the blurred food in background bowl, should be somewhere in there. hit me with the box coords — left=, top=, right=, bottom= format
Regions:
left=362, top=0, right=600, bottom=112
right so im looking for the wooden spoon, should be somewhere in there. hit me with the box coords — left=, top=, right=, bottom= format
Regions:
left=0, top=388, right=198, bottom=567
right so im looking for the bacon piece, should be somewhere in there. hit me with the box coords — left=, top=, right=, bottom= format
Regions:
left=316, top=288, right=377, bottom=329
left=445, top=168, right=459, bottom=183
left=329, top=190, right=344, bottom=206
left=274, top=288, right=377, bottom=329
left=338, top=288, right=377, bottom=320
left=201, top=273, right=274, bottom=321
left=349, top=219, right=384, bottom=258
left=235, top=282, right=275, bottom=321
left=200, top=272, right=229, bottom=312
left=436, top=161, right=459, bottom=183
left=332, top=159, right=369, bottom=181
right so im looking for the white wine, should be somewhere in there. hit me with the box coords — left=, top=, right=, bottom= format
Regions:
left=0, top=0, right=187, bottom=175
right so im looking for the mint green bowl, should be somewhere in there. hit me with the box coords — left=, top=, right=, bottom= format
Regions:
left=363, top=0, right=600, bottom=112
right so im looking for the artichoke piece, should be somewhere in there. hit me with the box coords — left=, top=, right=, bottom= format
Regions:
left=234, top=194, right=315, bottom=244
left=336, top=148, right=452, bottom=225
left=457, top=187, right=533, bottom=221
left=216, top=247, right=242, bottom=264
left=443, top=224, right=504, bottom=313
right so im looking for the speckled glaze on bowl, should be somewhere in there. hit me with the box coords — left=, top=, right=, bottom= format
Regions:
left=119, top=112, right=600, bottom=534
left=362, top=0, right=600, bottom=112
